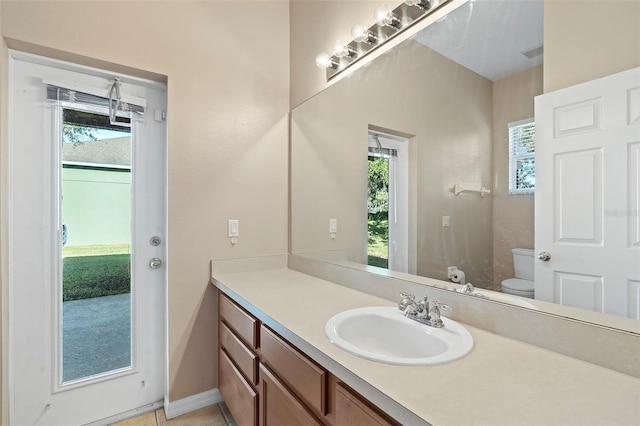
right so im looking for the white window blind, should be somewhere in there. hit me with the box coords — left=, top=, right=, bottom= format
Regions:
left=508, top=118, right=535, bottom=194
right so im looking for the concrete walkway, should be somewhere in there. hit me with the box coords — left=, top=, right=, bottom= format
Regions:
left=63, top=293, right=131, bottom=382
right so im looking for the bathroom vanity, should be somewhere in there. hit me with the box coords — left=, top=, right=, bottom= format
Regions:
left=211, top=261, right=640, bottom=425
left=218, top=291, right=399, bottom=425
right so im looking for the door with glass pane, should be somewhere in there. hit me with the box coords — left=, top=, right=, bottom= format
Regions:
left=367, top=132, right=409, bottom=273
left=9, top=53, right=166, bottom=425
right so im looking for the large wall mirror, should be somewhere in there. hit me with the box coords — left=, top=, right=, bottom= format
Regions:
left=291, top=0, right=640, bottom=333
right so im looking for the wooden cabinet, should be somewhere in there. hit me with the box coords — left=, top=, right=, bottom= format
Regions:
left=219, top=348, right=258, bottom=426
left=219, top=293, right=260, bottom=426
left=218, top=290, right=400, bottom=426
left=259, top=363, right=323, bottom=426
left=260, top=325, right=327, bottom=415
left=219, top=292, right=258, bottom=348
left=335, top=383, right=400, bottom=426
left=220, top=321, right=259, bottom=385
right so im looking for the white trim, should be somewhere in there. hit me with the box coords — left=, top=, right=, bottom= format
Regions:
left=84, top=400, right=164, bottom=426
left=9, top=50, right=166, bottom=91
left=163, top=389, right=223, bottom=420
left=43, top=76, right=147, bottom=108
left=367, top=131, right=410, bottom=273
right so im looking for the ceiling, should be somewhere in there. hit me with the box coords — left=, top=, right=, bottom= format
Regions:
left=413, top=0, right=544, bottom=82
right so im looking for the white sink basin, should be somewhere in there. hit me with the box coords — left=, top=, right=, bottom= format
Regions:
left=325, top=306, right=474, bottom=366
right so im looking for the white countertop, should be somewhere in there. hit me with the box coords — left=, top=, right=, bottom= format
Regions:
left=212, top=268, right=640, bottom=425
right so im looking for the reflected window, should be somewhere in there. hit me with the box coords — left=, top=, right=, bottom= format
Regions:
left=508, top=118, right=536, bottom=194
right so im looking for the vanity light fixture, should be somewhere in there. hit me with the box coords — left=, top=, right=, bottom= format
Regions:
left=315, top=0, right=452, bottom=80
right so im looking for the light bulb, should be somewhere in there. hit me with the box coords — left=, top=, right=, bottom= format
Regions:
left=352, top=24, right=377, bottom=44
left=351, top=24, right=367, bottom=42
left=333, top=40, right=348, bottom=58
left=374, top=4, right=392, bottom=26
left=315, top=52, right=332, bottom=69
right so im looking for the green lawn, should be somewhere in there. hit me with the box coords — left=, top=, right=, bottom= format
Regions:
left=62, top=245, right=131, bottom=301
left=368, top=212, right=389, bottom=269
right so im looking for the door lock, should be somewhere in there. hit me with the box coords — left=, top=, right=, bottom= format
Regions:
left=149, top=257, right=162, bottom=269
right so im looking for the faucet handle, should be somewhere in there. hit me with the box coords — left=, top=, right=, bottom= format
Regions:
left=429, top=301, right=451, bottom=321
left=432, top=301, right=451, bottom=312
left=398, top=292, right=415, bottom=311
left=399, top=292, right=414, bottom=300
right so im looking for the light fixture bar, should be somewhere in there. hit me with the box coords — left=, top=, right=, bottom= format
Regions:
left=318, top=0, right=453, bottom=81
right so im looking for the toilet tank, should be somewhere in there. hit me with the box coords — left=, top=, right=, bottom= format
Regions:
left=511, top=248, right=534, bottom=281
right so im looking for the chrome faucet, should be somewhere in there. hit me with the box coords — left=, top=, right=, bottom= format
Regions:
left=397, top=293, right=451, bottom=328
left=398, top=292, right=419, bottom=312
left=456, top=283, right=475, bottom=294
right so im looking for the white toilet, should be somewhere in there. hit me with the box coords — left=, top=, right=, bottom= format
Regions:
left=501, top=248, right=535, bottom=298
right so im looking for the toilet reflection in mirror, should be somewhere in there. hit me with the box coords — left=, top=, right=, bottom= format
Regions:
left=501, top=249, right=534, bottom=299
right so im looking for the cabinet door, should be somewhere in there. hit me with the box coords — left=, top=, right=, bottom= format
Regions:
left=219, top=349, right=258, bottom=426
left=259, top=363, right=322, bottom=426
left=336, top=383, right=399, bottom=426
left=260, top=325, right=326, bottom=414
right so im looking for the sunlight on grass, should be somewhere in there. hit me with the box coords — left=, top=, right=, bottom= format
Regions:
left=368, top=213, right=389, bottom=269
left=63, top=244, right=131, bottom=258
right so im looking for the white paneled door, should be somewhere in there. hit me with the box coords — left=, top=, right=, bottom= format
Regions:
left=9, top=53, right=166, bottom=424
left=535, top=67, right=640, bottom=318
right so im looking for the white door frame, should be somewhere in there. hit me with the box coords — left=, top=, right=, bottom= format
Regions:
left=368, top=131, right=409, bottom=273
left=8, top=51, right=168, bottom=424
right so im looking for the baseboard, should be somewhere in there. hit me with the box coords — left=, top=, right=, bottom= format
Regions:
left=164, top=388, right=223, bottom=420
left=86, top=400, right=164, bottom=426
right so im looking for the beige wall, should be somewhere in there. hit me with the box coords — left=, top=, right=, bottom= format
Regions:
left=0, top=0, right=289, bottom=406
left=290, top=1, right=376, bottom=108
left=544, top=0, right=640, bottom=93
left=291, top=39, right=495, bottom=286
left=0, top=1, right=5, bottom=422
left=492, top=65, right=543, bottom=288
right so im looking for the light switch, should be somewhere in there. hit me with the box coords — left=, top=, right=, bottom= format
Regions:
left=228, top=220, right=239, bottom=237
left=442, top=216, right=450, bottom=227
left=329, top=218, right=338, bottom=234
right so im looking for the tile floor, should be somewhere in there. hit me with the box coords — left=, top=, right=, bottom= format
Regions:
left=111, top=403, right=235, bottom=426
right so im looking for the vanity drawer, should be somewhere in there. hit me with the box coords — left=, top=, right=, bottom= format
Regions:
left=219, top=321, right=258, bottom=385
left=259, top=325, right=327, bottom=415
left=219, top=348, right=258, bottom=426
left=219, top=292, right=258, bottom=349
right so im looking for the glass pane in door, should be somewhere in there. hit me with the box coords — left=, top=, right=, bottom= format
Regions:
left=61, top=108, right=133, bottom=382
left=367, top=151, right=390, bottom=269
